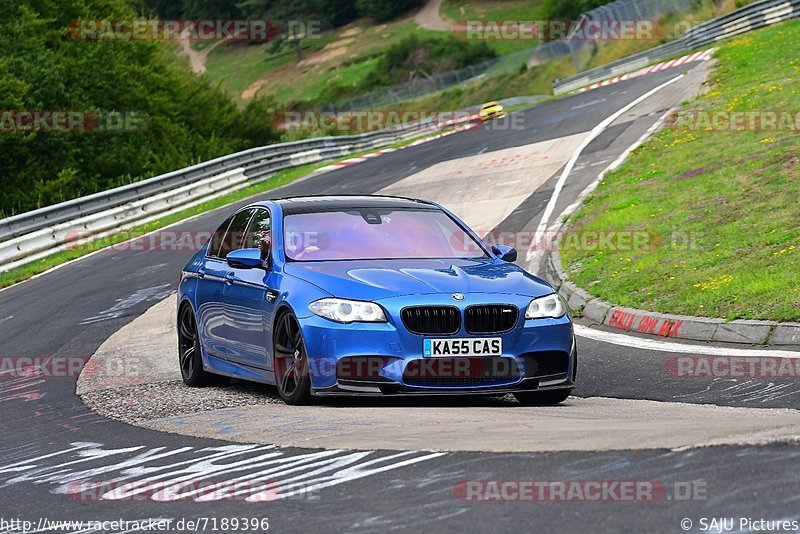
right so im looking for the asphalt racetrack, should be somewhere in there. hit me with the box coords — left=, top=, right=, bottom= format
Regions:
left=2, top=60, right=799, bottom=533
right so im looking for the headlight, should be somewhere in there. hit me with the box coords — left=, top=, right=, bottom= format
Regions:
left=525, top=293, right=566, bottom=319
left=309, top=298, right=387, bottom=323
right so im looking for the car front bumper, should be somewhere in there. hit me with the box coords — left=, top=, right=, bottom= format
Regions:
left=313, top=377, right=574, bottom=396
left=296, top=293, right=576, bottom=395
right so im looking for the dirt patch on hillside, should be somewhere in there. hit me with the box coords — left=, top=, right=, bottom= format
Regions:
left=242, top=67, right=286, bottom=100
left=298, top=38, right=354, bottom=67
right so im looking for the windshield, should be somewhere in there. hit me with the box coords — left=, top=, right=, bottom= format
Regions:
left=283, top=208, right=488, bottom=261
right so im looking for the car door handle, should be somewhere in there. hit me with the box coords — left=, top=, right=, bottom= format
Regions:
left=224, top=272, right=236, bottom=285
left=197, top=268, right=206, bottom=279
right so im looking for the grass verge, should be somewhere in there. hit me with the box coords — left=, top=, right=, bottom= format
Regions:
left=559, top=20, right=800, bottom=322
left=205, top=21, right=442, bottom=104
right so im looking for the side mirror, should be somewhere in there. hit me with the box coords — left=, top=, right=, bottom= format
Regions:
left=226, top=248, right=266, bottom=270
left=491, top=244, right=517, bottom=262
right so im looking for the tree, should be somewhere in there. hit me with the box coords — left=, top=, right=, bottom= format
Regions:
left=180, top=0, right=241, bottom=19
left=321, top=0, right=358, bottom=27
left=0, top=0, right=278, bottom=216
left=355, top=0, right=424, bottom=23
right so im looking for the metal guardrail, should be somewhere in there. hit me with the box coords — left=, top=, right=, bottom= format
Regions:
left=553, top=0, right=800, bottom=94
left=0, top=96, right=544, bottom=272
left=0, top=131, right=401, bottom=242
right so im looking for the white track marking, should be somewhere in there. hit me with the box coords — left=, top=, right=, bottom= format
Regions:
left=546, top=106, right=679, bottom=243
left=528, top=74, right=685, bottom=263
left=575, top=325, right=800, bottom=358
left=0, top=442, right=445, bottom=502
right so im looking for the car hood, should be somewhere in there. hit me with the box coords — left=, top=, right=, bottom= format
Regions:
left=283, top=258, right=554, bottom=301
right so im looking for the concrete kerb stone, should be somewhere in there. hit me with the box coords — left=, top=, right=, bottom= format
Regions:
left=582, top=300, right=611, bottom=325
left=713, top=320, right=777, bottom=345
left=771, top=323, right=800, bottom=345
left=567, top=287, right=593, bottom=313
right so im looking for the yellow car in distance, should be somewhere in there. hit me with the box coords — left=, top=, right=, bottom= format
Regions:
left=478, top=101, right=506, bottom=121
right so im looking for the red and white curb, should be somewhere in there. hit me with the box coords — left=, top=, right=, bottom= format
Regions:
left=317, top=148, right=398, bottom=171
left=575, top=48, right=717, bottom=94
left=316, top=118, right=482, bottom=172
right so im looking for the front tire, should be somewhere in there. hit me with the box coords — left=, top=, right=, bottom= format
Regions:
left=273, top=312, right=313, bottom=405
left=178, top=304, right=229, bottom=387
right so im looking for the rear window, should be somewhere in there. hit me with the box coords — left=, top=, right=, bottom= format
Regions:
left=283, top=208, right=488, bottom=262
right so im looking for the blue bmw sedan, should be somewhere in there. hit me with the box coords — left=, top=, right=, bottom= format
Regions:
left=178, top=196, right=576, bottom=405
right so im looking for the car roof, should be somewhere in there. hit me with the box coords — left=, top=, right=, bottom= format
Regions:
left=262, top=195, right=439, bottom=215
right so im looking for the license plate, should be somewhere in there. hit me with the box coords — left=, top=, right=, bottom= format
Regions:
left=423, top=337, right=502, bottom=357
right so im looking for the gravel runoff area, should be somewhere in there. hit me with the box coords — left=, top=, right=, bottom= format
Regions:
left=79, top=379, right=285, bottom=424
left=77, top=295, right=800, bottom=453
left=77, top=295, right=285, bottom=424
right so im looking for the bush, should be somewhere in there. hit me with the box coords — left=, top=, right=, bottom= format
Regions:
left=0, top=0, right=279, bottom=216
left=291, top=33, right=496, bottom=109
left=361, top=34, right=496, bottom=88
left=354, top=0, right=424, bottom=22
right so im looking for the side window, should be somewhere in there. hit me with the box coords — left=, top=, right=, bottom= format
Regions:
left=218, top=209, right=255, bottom=259
left=243, top=209, right=271, bottom=249
left=209, top=215, right=233, bottom=258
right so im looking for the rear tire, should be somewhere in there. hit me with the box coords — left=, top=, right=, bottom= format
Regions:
left=513, top=389, right=571, bottom=406
left=178, top=304, right=230, bottom=387
left=273, top=312, right=313, bottom=405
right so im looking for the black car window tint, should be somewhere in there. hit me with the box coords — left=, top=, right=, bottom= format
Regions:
left=218, top=209, right=255, bottom=259
left=209, top=215, right=234, bottom=258
left=243, top=209, right=271, bottom=249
